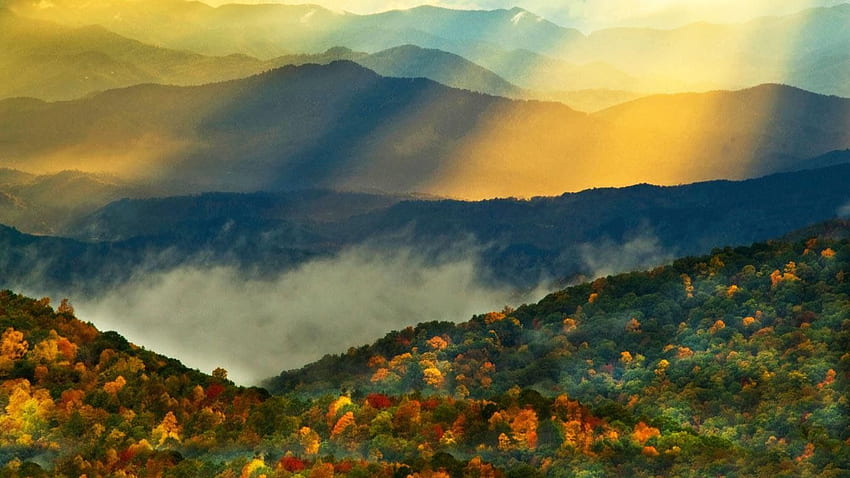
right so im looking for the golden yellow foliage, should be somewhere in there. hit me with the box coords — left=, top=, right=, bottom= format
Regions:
left=632, top=422, right=661, bottom=444
left=497, top=432, right=511, bottom=451
left=427, top=336, right=449, bottom=350
left=103, top=376, right=127, bottom=395
left=299, top=426, right=321, bottom=455
left=367, top=355, right=387, bottom=368
left=0, top=328, right=28, bottom=371
left=642, top=445, right=660, bottom=457
left=33, top=365, right=48, bottom=382
left=152, top=411, right=181, bottom=447
left=742, top=316, right=757, bottom=327
left=562, top=317, right=577, bottom=332
left=423, top=367, right=444, bottom=387
left=440, top=430, right=457, bottom=446
left=771, top=262, right=801, bottom=287
left=327, top=396, right=352, bottom=422
left=620, top=351, right=633, bottom=364
left=483, top=312, right=506, bottom=324
left=818, top=369, right=836, bottom=389
left=796, top=442, right=815, bottom=462
left=240, top=458, right=266, bottom=478
left=709, top=320, right=726, bottom=334
left=681, top=274, right=694, bottom=298
left=726, top=284, right=741, bottom=297
left=370, top=368, right=390, bottom=383
left=510, top=409, right=539, bottom=449
left=821, top=248, right=836, bottom=258
left=308, top=463, right=335, bottom=478
left=389, top=353, right=413, bottom=372
left=625, top=318, right=641, bottom=333
left=331, top=411, right=356, bottom=438
left=769, top=269, right=783, bottom=286
left=465, top=456, right=499, bottom=478
left=1, top=381, right=54, bottom=439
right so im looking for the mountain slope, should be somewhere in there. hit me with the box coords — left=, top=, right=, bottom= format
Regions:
left=263, top=220, right=850, bottom=475
left=268, top=45, right=526, bottom=99
left=0, top=9, right=281, bottom=101
left=356, top=44, right=524, bottom=98
left=2, top=161, right=848, bottom=296
left=0, top=169, right=154, bottom=234
left=6, top=1, right=585, bottom=59
left=0, top=12, right=531, bottom=110
left=1, top=224, right=849, bottom=475
left=9, top=1, right=850, bottom=97
left=0, top=61, right=590, bottom=196
left=1, top=62, right=848, bottom=199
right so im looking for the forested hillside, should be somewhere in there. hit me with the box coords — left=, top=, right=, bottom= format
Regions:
left=1, top=222, right=848, bottom=476
left=3, top=162, right=845, bottom=295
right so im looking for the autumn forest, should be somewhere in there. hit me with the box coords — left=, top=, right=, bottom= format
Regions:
left=2, top=0, right=850, bottom=476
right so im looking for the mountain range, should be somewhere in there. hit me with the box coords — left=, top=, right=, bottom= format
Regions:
left=1, top=217, right=847, bottom=476
left=7, top=0, right=850, bottom=97
left=1, top=61, right=849, bottom=199
left=1, top=6, right=642, bottom=113
left=3, top=160, right=849, bottom=297
left=0, top=9, right=527, bottom=102
left=0, top=1, right=848, bottom=475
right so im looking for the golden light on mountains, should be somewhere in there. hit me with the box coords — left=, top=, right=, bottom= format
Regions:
left=1, top=0, right=850, bottom=199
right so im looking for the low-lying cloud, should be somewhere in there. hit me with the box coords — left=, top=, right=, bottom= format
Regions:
left=71, top=246, right=538, bottom=386
left=838, top=202, right=850, bottom=218
left=579, top=231, right=674, bottom=279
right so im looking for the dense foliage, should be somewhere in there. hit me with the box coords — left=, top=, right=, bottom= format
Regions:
left=1, top=224, right=849, bottom=476
left=270, top=226, right=850, bottom=476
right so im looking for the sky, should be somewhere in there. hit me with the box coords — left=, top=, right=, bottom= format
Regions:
left=206, top=0, right=850, bottom=31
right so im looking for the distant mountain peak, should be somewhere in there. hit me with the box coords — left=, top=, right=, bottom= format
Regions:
left=249, top=60, right=382, bottom=88
left=323, top=46, right=355, bottom=56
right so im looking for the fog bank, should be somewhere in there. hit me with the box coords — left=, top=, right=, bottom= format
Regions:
left=71, top=246, right=539, bottom=385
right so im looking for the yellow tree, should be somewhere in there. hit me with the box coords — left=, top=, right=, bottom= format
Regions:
left=152, top=411, right=181, bottom=448
left=510, top=408, right=539, bottom=449
left=0, top=328, right=28, bottom=373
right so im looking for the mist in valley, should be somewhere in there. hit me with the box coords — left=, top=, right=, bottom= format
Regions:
left=55, top=245, right=543, bottom=385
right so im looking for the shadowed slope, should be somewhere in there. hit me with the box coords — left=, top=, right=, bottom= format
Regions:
left=0, top=62, right=848, bottom=198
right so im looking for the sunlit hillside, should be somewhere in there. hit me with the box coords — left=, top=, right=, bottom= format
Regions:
left=0, top=64, right=848, bottom=199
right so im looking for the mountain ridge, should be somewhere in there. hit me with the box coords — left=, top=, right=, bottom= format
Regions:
left=1, top=159, right=848, bottom=297
left=1, top=61, right=848, bottom=199
left=3, top=214, right=849, bottom=475
left=9, top=0, right=850, bottom=96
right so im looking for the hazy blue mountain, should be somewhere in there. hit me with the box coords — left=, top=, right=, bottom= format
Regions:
left=0, top=169, right=157, bottom=235
left=270, top=45, right=525, bottom=99
left=469, top=47, right=640, bottom=91
left=0, top=8, right=281, bottom=100
left=9, top=1, right=850, bottom=97
left=0, top=12, right=529, bottom=106
left=0, top=160, right=843, bottom=295
left=64, top=189, right=412, bottom=242
left=356, top=44, right=524, bottom=98
left=0, top=62, right=848, bottom=199
left=7, top=1, right=581, bottom=59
